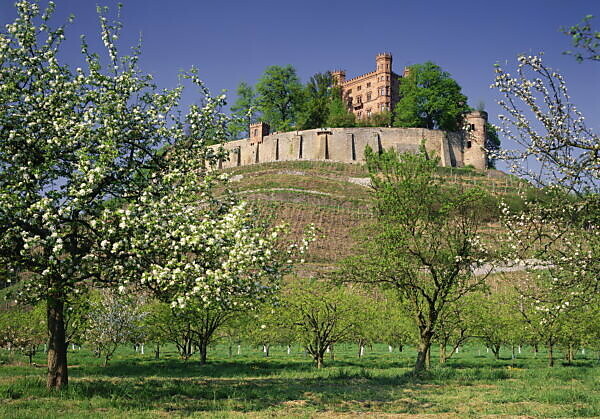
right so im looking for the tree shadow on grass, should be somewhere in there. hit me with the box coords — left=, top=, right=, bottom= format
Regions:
left=73, top=358, right=319, bottom=379
left=65, top=371, right=436, bottom=414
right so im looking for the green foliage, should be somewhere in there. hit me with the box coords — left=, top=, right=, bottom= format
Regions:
left=485, top=122, right=501, bottom=168
left=281, top=278, right=358, bottom=368
left=229, top=81, right=258, bottom=139
left=1, top=342, right=600, bottom=416
left=255, top=65, right=304, bottom=131
left=343, top=148, right=491, bottom=372
left=326, top=87, right=356, bottom=127
left=393, top=62, right=470, bottom=131
left=356, top=111, right=393, bottom=127
left=562, top=15, right=600, bottom=62
left=298, top=72, right=334, bottom=130
left=0, top=304, right=46, bottom=364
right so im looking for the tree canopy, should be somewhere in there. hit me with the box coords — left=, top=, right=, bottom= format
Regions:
left=393, top=62, right=470, bottom=131
left=255, top=65, right=304, bottom=132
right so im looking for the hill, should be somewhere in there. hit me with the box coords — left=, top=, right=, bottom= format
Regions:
left=224, top=160, right=525, bottom=275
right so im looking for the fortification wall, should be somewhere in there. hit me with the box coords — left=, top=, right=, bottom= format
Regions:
left=216, top=126, right=484, bottom=170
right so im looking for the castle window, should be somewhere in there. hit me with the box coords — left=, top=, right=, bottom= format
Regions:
left=367, top=109, right=371, bottom=117
left=356, top=95, right=362, bottom=103
left=357, top=85, right=362, bottom=91
left=347, top=89, right=352, bottom=94
left=357, top=111, right=362, bottom=118
left=366, top=92, right=372, bottom=101
left=367, top=82, right=371, bottom=88
left=466, top=141, right=472, bottom=149
left=469, top=123, right=476, bottom=131
left=253, top=129, right=258, bottom=136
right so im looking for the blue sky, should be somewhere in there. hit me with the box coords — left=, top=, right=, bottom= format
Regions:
left=2, top=0, right=599, bottom=141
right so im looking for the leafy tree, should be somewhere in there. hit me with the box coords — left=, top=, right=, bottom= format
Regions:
left=342, top=149, right=491, bottom=372
left=357, top=111, right=393, bottom=128
left=229, top=81, right=258, bottom=138
left=468, top=289, right=523, bottom=360
left=562, top=15, right=600, bottom=62
left=326, top=87, right=356, bottom=128
left=0, top=304, right=46, bottom=365
left=298, top=72, right=334, bottom=130
left=245, top=305, right=294, bottom=357
left=393, top=62, right=470, bottom=131
left=256, top=65, right=304, bottom=131
left=434, top=300, right=472, bottom=364
left=378, top=295, right=416, bottom=353
left=345, top=290, right=383, bottom=358
left=143, top=302, right=196, bottom=360
left=282, top=278, right=356, bottom=368
left=485, top=123, right=501, bottom=169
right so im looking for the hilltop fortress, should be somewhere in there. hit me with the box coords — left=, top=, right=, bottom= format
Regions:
left=217, top=54, right=488, bottom=170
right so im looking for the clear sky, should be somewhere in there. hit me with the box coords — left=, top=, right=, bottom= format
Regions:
left=2, top=0, right=599, bottom=148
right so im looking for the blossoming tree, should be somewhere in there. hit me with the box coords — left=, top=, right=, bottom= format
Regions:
left=0, top=1, right=308, bottom=389
left=492, top=53, right=599, bottom=362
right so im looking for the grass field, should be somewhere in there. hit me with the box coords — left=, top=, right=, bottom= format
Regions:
left=1, top=343, right=599, bottom=418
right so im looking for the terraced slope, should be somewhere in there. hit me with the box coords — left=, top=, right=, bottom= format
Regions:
left=225, top=161, right=523, bottom=274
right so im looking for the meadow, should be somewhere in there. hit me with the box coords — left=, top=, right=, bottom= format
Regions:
left=1, top=343, right=598, bottom=418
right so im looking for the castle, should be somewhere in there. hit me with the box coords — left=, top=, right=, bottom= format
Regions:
left=214, top=54, right=488, bottom=171
left=332, top=53, right=403, bottom=119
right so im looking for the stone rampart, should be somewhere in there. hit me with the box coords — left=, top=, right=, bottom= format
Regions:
left=215, top=125, right=486, bottom=170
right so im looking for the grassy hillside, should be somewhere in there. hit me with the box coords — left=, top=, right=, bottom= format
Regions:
left=225, top=161, right=524, bottom=273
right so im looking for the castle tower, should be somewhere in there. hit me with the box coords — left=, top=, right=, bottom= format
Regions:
left=331, top=70, right=346, bottom=86
left=375, top=52, right=392, bottom=72
left=249, top=122, right=269, bottom=144
left=463, top=111, right=488, bottom=170
left=375, top=53, right=394, bottom=113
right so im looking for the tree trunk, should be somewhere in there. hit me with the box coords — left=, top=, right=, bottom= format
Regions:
left=414, top=332, right=433, bottom=373
left=316, top=352, right=324, bottom=369
left=567, top=343, right=574, bottom=364
left=199, top=340, right=208, bottom=365
left=492, top=344, right=501, bottom=360
left=548, top=342, right=554, bottom=367
left=439, top=343, right=447, bottom=364
left=155, top=343, right=160, bottom=360
left=47, top=296, right=68, bottom=389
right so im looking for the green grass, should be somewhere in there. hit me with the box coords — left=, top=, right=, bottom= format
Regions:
left=1, top=344, right=599, bottom=417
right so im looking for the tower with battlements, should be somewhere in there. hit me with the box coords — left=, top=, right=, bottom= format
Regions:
left=333, top=53, right=402, bottom=120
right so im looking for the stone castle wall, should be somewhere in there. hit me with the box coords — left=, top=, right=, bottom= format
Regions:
left=215, top=124, right=487, bottom=170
